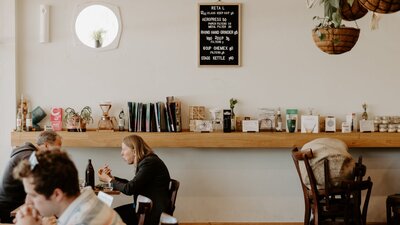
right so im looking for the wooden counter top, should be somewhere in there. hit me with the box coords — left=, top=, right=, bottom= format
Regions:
left=10, top=131, right=400, bottom=148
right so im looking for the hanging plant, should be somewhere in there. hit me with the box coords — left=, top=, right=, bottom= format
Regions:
left=340, top=0, right=368, bottom=21
left=308, top=0, right=361, bottom=54
left=358, top=0, right=400, bottom=14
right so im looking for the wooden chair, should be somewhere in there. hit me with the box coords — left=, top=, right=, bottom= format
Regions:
left=159, top=212, right=178, bottom=225
left=387, top=194, right=400, bottom=225
left=136, top=195, right=153, bottom=225
left=292, top=147, right=373, bottom=225
left=167, top=179, right=180, bottom=215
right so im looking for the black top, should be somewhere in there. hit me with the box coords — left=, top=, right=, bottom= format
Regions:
left=0, top=143, right=37, bottom=212
left=112, top=153, right=171, bottom=225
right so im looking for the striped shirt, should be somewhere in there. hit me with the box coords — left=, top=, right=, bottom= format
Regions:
left=58, top=187, right=125, bottom=225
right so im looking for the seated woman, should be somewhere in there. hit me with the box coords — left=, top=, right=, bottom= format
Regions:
left=98, top=134, right=171, bottom=225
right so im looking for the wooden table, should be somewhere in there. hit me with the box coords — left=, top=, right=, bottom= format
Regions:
left=94, top=189, right=120, bottom=195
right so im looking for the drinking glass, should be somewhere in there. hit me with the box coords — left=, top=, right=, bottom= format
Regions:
left=103, top=182, right=113, bottom=192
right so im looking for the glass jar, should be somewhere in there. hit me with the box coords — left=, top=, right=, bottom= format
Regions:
left=373, top=116, right=381, bottom=124
left=381, top=116, right=389, bottom=124
left=392, top=116, right=400, bottom=124
left=388, top=124, right=397, bottom=133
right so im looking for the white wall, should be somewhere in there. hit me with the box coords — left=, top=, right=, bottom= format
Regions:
left=1, top=0, right=400, bottom=222
left=0, top=0, right=16, bottom=179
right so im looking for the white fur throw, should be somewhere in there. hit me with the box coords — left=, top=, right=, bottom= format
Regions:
left=300, top=138, right=355, bottom=188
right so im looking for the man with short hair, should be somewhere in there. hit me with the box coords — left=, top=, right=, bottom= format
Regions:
left=0, top=131, right=62, bottom=223
left=13, top=150, right=125, bottom=225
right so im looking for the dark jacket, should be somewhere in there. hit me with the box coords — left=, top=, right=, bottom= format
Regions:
left=112, top=153, right=170, bottom=225
left=0, top=143, right=37, bottom=218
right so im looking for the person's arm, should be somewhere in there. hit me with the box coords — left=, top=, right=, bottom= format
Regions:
left=111, top=157, right=158, bottom=195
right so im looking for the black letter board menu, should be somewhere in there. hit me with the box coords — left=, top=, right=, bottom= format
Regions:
left=198, top=3, right=241, bottom=66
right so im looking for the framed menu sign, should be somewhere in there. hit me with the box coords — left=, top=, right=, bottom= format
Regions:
left=198, top=3, right=241, bottom=66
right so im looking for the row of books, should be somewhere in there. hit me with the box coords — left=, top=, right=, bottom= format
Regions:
left=127, top=97, right=181, bottom=132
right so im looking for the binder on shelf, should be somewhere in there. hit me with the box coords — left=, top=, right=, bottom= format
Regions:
left=133, top=102, right=138, bottom=132
left=145, top=103, right=151, bottom=132
left=137, top=103, right=143, bottom=132
left=154, top=102, right=161, bottom=132
left=159, top=102, right=168, bottom=132
left=127, top=102, right=133, bottom=132
left=141, top=103, right=147, bottom=132
left=175, top=101, right=182, bottom=132
left=150, top=103, right=156, bottom=132
left=165, top=102, right=173, bottom=132
left=168, top=102, right=177, bottom=132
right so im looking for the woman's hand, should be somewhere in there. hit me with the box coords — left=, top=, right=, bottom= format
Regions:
left=14, top=204, right=41, bottom=225
left=98, top=165, right=114, bottom=183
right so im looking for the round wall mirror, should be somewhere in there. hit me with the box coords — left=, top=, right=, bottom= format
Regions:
left=74, top=2, right=122, bottom=50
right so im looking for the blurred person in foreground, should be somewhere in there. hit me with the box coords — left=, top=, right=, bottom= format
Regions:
left=13, top=149, right=125, bottom=225
left=98, top=134, right=170, bottom=225
left=0, top=131, right=62, bottom=223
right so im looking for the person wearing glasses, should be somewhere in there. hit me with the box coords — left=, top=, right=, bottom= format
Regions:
left=0, top=131, right=62, bottom=223
left=13, top=150, right=125, bottom=225
left=97, top=135, right=171, bottom=225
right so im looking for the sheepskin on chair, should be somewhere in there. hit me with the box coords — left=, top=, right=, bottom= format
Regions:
left=300, top=138, right=355, bottom=188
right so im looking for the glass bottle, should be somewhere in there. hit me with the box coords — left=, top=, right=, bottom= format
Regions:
left=26, top=105, right=33, bottom=132
left=276, top=109, right=283, bottom=132
left=85, top=159, right=95, bottom=189
left=20, top=94, right=27, bottom=130
left=16, top=108, right=23, bottom=132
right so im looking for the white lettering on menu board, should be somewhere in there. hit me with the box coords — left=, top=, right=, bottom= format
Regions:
left=199, top=4, right=240, bottom=66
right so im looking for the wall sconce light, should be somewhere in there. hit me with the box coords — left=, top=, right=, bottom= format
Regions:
left=40, top=5, right=50, bottom=43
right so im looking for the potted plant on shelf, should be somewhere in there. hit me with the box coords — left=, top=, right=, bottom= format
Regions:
left=308, top=0, right=361, bottom=54
left=92, top=29, right=106, bottom=48
left=229, top=98, right=238, bottom=131
left=64, top=106, right=94, bottom=132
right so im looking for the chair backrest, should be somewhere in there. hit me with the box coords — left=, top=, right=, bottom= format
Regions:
left=292, top=147, right=373, bottom=225
left=97, top=191, right=114, bottom=207
left=159, top=212, right=178, bottom=225
left=167, top=179, right=180, bottom=215
left=136, top=195, right=153, bottom=225
left=292, top=147, right=320, bottom=225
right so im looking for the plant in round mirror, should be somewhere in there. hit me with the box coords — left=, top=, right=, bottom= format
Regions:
left=92, top=29, right=107, bottom=48
left=74, top=2, right=122, bottom=50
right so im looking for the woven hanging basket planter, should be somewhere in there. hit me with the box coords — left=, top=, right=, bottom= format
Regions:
left=341, top=0, right=368, bottom=20
left=312, top=27, right=360, bottom=55
left=358, top=0, right=400, bottom=13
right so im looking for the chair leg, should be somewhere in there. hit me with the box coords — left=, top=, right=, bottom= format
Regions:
left=387, top=198, right=392, bottom=225
left=304, top=204, right=311, bottom=225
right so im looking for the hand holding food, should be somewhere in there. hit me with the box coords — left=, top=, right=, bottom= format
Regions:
left=98, top=165, right=114, bottom=183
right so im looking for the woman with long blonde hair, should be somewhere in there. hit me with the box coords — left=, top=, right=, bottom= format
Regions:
left=98, top=135, right=171, bottom=225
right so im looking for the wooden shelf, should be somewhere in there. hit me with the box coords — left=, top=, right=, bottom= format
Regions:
left=10, top=131, right=400, bottom=148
